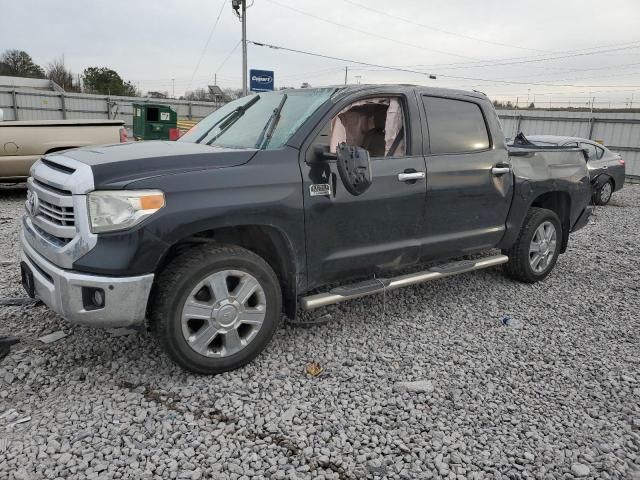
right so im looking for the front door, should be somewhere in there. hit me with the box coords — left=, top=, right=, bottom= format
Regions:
left=418, top=95, right=514, bottom=259
left=301, top=93, right=427, bottom=289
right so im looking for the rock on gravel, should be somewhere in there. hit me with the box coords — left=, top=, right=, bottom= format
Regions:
left=392, top=380, right=435, bottom=394
left=1, top=183, right=640, bottom=479
left=571, top=463, right=590, bottom=477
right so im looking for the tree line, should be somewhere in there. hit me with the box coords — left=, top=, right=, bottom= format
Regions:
left=1, top=49, right=138, bottom=96
left=1, top=49, right=313, bottom=102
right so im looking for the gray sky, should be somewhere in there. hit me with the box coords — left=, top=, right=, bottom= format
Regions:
left=4, top=0, right=640, bottom=107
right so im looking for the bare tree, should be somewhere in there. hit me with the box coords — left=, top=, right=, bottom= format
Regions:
left=47, top=57, right=77, bottom=91
left=183, top=88, right=211, bottom=101
left=222, top=88, right=242, bottom=100
left=0, top=50, right=45, bottom=78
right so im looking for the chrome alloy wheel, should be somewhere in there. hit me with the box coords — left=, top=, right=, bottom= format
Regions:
left=180, top=269, right=266, bottom=357
left=529, top=221, right=557, bottom=273
left=600, top=181, right=612, bottom=203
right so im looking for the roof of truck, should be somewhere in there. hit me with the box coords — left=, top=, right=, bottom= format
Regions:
left=282, top=84, right=489, bottom=101
left=339, top=84, right=488, bottom=99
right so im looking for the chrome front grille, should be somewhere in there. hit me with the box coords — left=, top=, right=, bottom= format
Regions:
left=23, top=154, right=97, bottom=270
left=38, top=199, right=75, bottom=227
left=27, top=162, right=76, bottom=244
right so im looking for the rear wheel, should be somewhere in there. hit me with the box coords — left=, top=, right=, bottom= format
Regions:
left=503, top=207, right=562, bottom=283
left=594, top=179, right=613, bottom=205
left=151, top=244, right=282, bottom=374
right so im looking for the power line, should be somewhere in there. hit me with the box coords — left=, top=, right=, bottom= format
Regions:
left=342, top=0, right=549, bottom=53
left=188, top=0, right=228, bottom=92
left=263, top=0, right=478, bottom=61
left=352, top=63, right=640, bottom=86
left=262, top=0, right=640, bottom=73
left=423, top=43, right=640, bottom=70
left=249, top=40, right=640, bottom=88
left=214, top=40, right=242, bottom=77
left=380, top=40, right=640, bottom=71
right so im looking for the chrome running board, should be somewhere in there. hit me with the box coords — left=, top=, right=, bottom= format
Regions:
left=301, top=255, right=508, bottom=310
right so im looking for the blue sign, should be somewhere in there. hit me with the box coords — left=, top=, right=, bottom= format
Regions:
left=250, top=69, right=274, bottom=92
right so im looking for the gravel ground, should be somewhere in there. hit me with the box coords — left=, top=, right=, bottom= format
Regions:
left=1, top=184, right=639, bottom=480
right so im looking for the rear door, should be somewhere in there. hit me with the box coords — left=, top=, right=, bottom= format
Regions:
left=582, top=142, right=624, bottom=190
left=418, top=95, right=513, bottom=259
left=301, top=92, right=427, bottom=288
left=579, top=141, right=605, bottom=181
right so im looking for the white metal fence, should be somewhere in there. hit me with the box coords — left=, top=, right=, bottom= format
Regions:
left=0, top=87, right=220, bottom=128
left=497, top=109, right=640, bottom=179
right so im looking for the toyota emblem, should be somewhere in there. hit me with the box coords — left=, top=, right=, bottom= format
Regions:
left=26, top=190, right=39, bottom=217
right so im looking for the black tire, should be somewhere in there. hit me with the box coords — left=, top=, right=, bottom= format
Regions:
left=594, top=179, right=613, bottom=205
left=502, top=207, right=562, bottom=283
left=150, top=244, right=282, bottom=374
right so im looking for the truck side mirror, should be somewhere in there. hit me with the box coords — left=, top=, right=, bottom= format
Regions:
left=336, top=142, right=372, bottom=196
left=310, top=144, right=337, bottom=163
left=0, top=109, right=4, bottom=122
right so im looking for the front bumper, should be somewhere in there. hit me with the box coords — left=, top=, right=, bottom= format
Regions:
left=20, top=231, right=154, bottom=328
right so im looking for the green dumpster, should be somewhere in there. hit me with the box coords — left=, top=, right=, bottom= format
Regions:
left=132, top=104, right=179, bottom=141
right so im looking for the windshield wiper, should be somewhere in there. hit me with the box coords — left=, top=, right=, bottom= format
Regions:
left=195, top=95, right=260, bottom=144
left=255, top=94, right=287, bottom=149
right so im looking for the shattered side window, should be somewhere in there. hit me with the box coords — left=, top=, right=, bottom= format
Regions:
left=328, top=97, right=407, bottom=158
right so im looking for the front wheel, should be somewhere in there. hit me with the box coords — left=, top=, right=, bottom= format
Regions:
left=502, top=207, right=562, bottom=283
left=150, top=244, right=282, bottom=374
left=594, top=179, right=613, bottom=205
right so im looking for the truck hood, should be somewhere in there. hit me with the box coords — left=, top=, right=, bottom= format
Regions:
left=57, top=141, right=258, bottom=188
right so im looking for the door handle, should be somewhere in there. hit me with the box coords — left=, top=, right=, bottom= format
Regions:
left=397, top=171, right=426, bottom=181
left=491, top=166, right=511, bottom=176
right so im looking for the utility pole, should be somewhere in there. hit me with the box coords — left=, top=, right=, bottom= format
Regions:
left=172, top=78, right=175, bottom=99
left=631, top=93, right=634, bottom=109
left=241, top=0, right=247, bottom=96
left=344, top=66, right=348, bottom=85
left=232, top=0, right=248, bottom=96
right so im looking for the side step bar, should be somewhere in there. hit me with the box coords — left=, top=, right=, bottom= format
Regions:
left=301, top=254, right=508, bottom=310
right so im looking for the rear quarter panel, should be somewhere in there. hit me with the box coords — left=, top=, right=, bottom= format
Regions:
left=499, top=149, right=591, bottom=248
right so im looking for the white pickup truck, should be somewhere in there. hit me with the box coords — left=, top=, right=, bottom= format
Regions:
left=0, top=111, right=126, bottom=181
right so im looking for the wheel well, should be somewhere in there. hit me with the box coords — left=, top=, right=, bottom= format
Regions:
left=157, top=226, right=299, bottom=319
left=44, top=146, right=77, bottom=155
left=530, top=191, right=571, bottom=253
left=596, top=174, right=615, bottom=191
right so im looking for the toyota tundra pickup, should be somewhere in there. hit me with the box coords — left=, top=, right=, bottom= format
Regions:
left=19, top=85, right=593, bottom=374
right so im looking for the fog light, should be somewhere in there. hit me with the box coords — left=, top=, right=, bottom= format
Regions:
left=92, top=289, right=105, bottom=308
left=82, top=287, right=105, bottom=310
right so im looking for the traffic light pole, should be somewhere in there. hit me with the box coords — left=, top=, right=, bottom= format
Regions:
left=241, top=0, right=248, bottom=97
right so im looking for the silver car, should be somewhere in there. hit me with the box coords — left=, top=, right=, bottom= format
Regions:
left=527, top=135, right=626, bottom=205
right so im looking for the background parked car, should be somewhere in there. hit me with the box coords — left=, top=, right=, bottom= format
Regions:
left=526, top=135, right=626, bottom=205
left=0, top=112, right=126, bottom=182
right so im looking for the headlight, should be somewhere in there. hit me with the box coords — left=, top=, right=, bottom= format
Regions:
left=88, top=190, right=165, bottom=233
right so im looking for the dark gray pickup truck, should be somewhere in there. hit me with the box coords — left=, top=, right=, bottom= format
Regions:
left=20, top=85, right=593, bottom=374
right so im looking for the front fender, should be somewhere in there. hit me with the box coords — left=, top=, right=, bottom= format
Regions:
left=73, top=149, right=306, bottom=280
